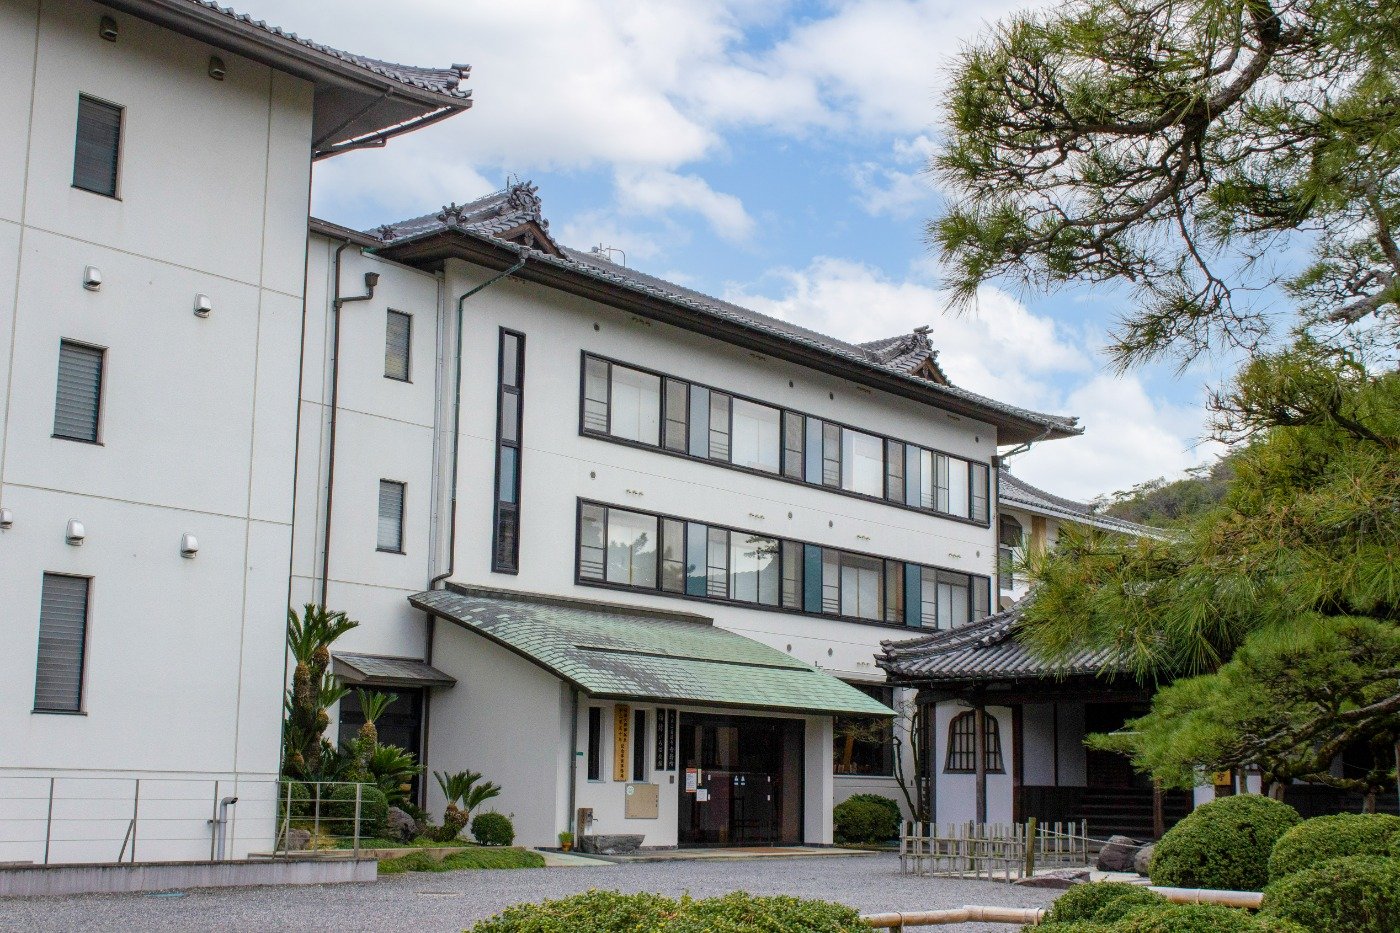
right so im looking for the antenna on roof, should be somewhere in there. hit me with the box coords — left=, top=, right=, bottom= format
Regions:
left=914, top=325, right=931, bottom=335
left=589, top=244, right=626, bottom=267
left=505, top=172, right=521, bottom=191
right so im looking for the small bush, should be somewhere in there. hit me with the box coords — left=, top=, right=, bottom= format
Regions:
left=1045, top=883, right=1160, bottom=924
left=1261, top=855, right=1400, bottom=933
left=1267, top=812, right=1400, bottom=881
left=1091, top=889, right=1170, bottom=924
left=469, top=890, right=865, bottom=932
left=472, top=811, right=515, bottom=846
left=833, top=797, right=899, bottom=844
left=846, top=794, right=902, bottom=829
left=1112, top=903, right=1304, bottom=932
left=326, top=783, right=389, bottom=838
left=378, top=847, right=544, bottom=874
left=1149, top=795, right=1300, bottom=891
left=279, top=781, right=311, bottom=819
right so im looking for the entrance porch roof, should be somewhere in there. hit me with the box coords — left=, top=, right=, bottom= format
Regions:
left=409, top=585, right=894, bottom=718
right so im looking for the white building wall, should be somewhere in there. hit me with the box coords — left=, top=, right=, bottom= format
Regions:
left=0, top=0, right=314, bottom=862
left=932, top=702, right=1015, bottom=825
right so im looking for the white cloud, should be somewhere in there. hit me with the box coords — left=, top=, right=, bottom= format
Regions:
left=615, top=170, right=755, bottom=242
left=850, top=161, right=938, bottom=218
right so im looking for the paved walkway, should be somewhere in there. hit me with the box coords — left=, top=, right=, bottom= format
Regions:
left=0, top=852, right=1060, bottom=932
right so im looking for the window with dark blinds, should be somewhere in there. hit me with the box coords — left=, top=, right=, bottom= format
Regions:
left=35, top=574, right=90, bottom=713
left=53, top=341, right=104, bottom=442
left=377, top=480, right=405, bottom=553
left=73, top=96, right=122, bottom=197
left=384, top=310, right=411, bottom=381
left=493, top=329, right=525, bottom=573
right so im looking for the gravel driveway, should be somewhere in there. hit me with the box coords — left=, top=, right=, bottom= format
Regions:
left=0, top=853, right=1059, bottom=932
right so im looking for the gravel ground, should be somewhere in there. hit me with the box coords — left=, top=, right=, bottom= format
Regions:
left=0, top=853, right=1059, bottom=933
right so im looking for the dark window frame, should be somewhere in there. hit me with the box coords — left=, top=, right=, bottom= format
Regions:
left=376, top=478, right=407, bottom=554
left=632, top=708, right=647, bottom=781
left=577, top=351, right=992, bottom=528
left=384, top=309, right=412, bottom=382
left=53, top=339, right=106, bottom=444
left=574, top=498, right=992, bottom=632
left=73, top=94, right=123, bottom=199
left=833, top=683, right=896, bottom=777
left=492, top=329, right=525, bottom=574
left=586, top=706, right=603, bottom=781
left=34, top=573, right=92, bottom=715
left=944, top=710, right=1005, bottom=774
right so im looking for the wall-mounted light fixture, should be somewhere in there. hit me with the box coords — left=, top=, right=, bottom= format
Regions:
left=66, top=520, right=86, bottom=546
left=207, top=56, right=227, bottom=81
left=180, top=533, right=199, bottom=558
left=0, top=508, right=12, bottom=530
left=193, top=294, right=212, bottom=318
left=99, top=15, right=118, bottom=41
left=83, top=266, right=102, bottom=291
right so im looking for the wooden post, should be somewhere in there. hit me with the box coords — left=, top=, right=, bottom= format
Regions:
left=1011, top=705, right=1024, bottom=823
left=974, top=705, right=987, bottom=824
left=1152, top=778, right=1165, bottom=839
left=1024, top=816, right=1037, bottom=878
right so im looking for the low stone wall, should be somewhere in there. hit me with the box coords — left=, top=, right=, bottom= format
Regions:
left=0, top=858, right=377, bottom=897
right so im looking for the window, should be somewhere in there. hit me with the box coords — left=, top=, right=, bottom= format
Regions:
left=384, top=310, right=411, bottom=381
left=35, top=574, right=90, bottom=713
left=945, top=710, right=1004, bottom=773
left=834, top=684, right=894, bottom=776
left=376, top=480, right=405, bottom=553
left=660, top=518, right=685, bottom=593
left=605, top=508, right=657, bottom=587
left=493, top=330, right=525, bottom=573
left=632, top=708, right=647, bottom=781
left=583, top=357, right=609, bottom=433
left=885, top=439, right=904, bottom=503
left=729, top=533, right=779, bottom=606
left=841, top=429, right=884, bottom=497
left=53, top=341, right=104, bottom=443
left=610, top=366, right=660, bottom=443
left=708, top=391, right=731, bottom=461
left=916, top=567, right=989, bottom=628
left=838, top=553, right=884, bottom=621
left=999, top=515, right=1024, bottom=592
left=73, top=96, right=122, bottom=197
left=971, top=463, right=989, bottom=523
left=782, top=412, right=804, bottom=480
left=663, top=379, right=688, bottom=451
left=587, top=707, right=602, bottom=781
left=731, top=399, right=781, bottom=473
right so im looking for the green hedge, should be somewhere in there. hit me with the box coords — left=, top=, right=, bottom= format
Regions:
left=1043, top=883, right=1162, bottom=924
left=1267, top=812, right=1400, bottom=881
left=472, top=811, right=516, bottom=847
left=1037, top=902, right=1303, bottom=933
left=378, top=847, right=544, bottom=873
left=833, top=795, right=900, bottom=844
left=1261, top=855, right=1400, bottom=933
left=1149, top=795, right=1300, bottom=891
left=325, top=783, right=389, bottom=838
left=470, top=891, right=866, bottom=933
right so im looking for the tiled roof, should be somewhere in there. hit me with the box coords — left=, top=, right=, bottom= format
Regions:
left=148, top=1, right=471, bottom=100
left=858, top=330, right=949, bottom=384
left=877, top=601, right=1125, bottom=684
left=333, top=652, right=456, bottom=688
left=999, top=467, right=1168, bottom=538
left=409, top=586, right=895, bottom=717
left=363, top=184, right=1081, bottom=442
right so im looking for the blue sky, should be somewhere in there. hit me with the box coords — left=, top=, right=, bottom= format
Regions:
left=247, top=0, right=1233, bottom=500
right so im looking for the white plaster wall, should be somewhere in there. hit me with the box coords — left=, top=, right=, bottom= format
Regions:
left=932, top=702, right=1015, bottom=825
left=573, top=699, right=680, bottom=848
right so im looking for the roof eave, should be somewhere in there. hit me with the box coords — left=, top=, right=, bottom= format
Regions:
left=372, top=228, right=1081, bottom=445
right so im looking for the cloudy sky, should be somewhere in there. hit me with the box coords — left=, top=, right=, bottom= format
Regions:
left=251, top=0, right=1232, bottom=500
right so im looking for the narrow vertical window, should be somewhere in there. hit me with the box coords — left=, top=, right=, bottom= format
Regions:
left=841, top=429, right=884, bottom=497
left=803, top=544, right=824, bottom=614
left=974, top=577, right=991, bottom=620
left=970, top=462, right=990, bottom=523
left=706, top=527, right=729, bottom=598
left=934, top=453, right=951, bottom=513
left=376, top=480, right=405, bottom=553
left=688, top=386, right=710, bottom=458
left=821, top=549, right=840, bottom=614
left=905, top=445, right=921, bottom=508
left=781, top=540, right=803, bottom=609
left=686, top=522, right=708, bottom=596
left=384, top=310, right=411, bottom=381
left=886, top=439, right=904, bottom=503
left=663, top=378, right=688, bottom=451
left=660, top=518, right=685, bottom=592
left=579, top=504, right=606, bottom=580
left=804, top=418, right=824, bottom=483
left=632, top=708, right=647, bottom=781
left=884, top=561, right=904, bottom=623
left=493, top=330, right=525, bottom=573
left=582, top=356, right=610, bottom=433
left=587, top=707, right=602, bottom=781
left=782, top=411, right=804, bottom=480
left=947, top=456, right=971, bottom=519
left=73, top=96, right=122, bottom=197
left=708, top=391, right=731, bottom=461
left=34, top=574, right=90, bottom=713
left=822, top=422, right=841, bottom=486
left=54, top=341, right=104, bottom=443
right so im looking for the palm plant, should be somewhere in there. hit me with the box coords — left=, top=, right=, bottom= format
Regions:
left=283, top=604, right=358, bottom=778
left=366, top=743, right=422, bottom=807
left=352, top=689, right=397, bottom=778
left=434, top=769, right=501, bottom=838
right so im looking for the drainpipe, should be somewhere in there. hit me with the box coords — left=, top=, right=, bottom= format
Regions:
left=426, top=253, right=528, bottom=591
left=211, top=796, right=238, bottom=861
left=568, top=687, right=580, bottom=838
left=321, top=243, right=379, bottom=606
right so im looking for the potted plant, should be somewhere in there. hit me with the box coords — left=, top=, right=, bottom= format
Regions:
left=558, top=831, right=574, bottom=852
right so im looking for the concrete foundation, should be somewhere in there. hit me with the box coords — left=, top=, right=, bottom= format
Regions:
left=0, top=858, right=377, bottom=897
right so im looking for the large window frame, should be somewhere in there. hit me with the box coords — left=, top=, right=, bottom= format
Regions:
left=578, top=352, right=992, bottom=527
left=834, top=683, right=896, bottom=777
left=575, top=499, right=992, bottom=631
left=945, top=710, right=1005, bottom=774
left=492, top=329, right=525, bottom=574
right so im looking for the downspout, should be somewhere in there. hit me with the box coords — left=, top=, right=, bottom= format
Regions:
left=320, top=244, right=379, bottom=606
left=568, top=687, right=580, bottom=839
left=426, top=253, right=528, bottom=592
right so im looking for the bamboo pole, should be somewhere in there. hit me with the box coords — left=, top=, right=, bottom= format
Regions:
left=862, top=890, right=1263, bottom=928
left=1149, top=887, right=1263, bottom=909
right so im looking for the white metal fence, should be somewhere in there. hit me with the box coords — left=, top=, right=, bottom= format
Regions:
left=898, top=819, right=1090, bottom=882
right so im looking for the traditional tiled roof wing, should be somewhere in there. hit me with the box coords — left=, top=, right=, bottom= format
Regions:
left=363, top=183, right=1082, bottom=443
left=410, top=586, right=895, bottom=717
left=876, top=601, right=1125, bottom=683
left=858, top=329, right=949, bottom=384
left=999, top=467, right=1168, bottom=538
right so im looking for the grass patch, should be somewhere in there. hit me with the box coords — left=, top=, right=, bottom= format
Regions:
left=378, top=847, right=545, bottom=873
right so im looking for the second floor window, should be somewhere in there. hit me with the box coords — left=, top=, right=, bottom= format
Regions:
left=493, top=329, right=525, bottom=573
left=35, top=574, right=91, bottom=713
left=580, top=353, right=991, bottom=524
left=377, top=480, right=405, bottom=553
left=384, top=310, right=411, bottom=381
left=54, top=340, right=104, bottom=443
left=73, top=95, right=122, bottom=198
left=999, top=514, right=1024, bottom=592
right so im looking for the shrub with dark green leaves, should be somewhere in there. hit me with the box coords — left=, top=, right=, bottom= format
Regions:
left=1044, top=883, right=1162, bottom=924
left=846, top=794, right=902, bottom=830
left=833, top=796, right=899, bottom=844
left=1149, top=795, right=1300, bottom=891
left=469, top=890, right=866, bottom=932
left=1262, top=855, right=1400, bottom=933
left=326, top=783, right=389, bottom=838
left=472, top=811, right=515, bottom=847
left=1267, top=812, right=1400, bottom=881
left=1112, top=903, right=1304, bottom=932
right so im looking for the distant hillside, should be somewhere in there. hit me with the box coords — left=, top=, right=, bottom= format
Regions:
left=1099, top=455, right=1235, bottom=529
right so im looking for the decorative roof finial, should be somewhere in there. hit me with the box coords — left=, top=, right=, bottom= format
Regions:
left=375, top=224, right=398, bottom=242
left=436, top=202, right=467, bottom=226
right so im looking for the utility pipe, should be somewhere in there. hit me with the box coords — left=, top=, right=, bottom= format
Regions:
left=427, top=253, right=528, bottom=591
left=212, top=796, right=239, bottom=861
left=320, top=243, right=379, bottom=606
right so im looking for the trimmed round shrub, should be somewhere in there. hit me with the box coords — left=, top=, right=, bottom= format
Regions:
left=1149, top=795, right=1301, bottom=891
left=1261, top=855, right=1400, bottom=933
left=469, top=890, right=866, bottom=933
left=1091, top=889, right=1171, bottom=924
left=669, top=892, right=865, bottom=932
left=1267, top=812, right=1400, bottom=881
left=1045, top=883, right=1162, bottom=924
left=472, top=811, right=515, bottom=847
left=1113, top=903, right=1304, bottom=932
left=326, top=783, right=389, bottom=838
left=846, top=794, right=902, bottom=830
left=833, top=796, right=899, bottom=844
